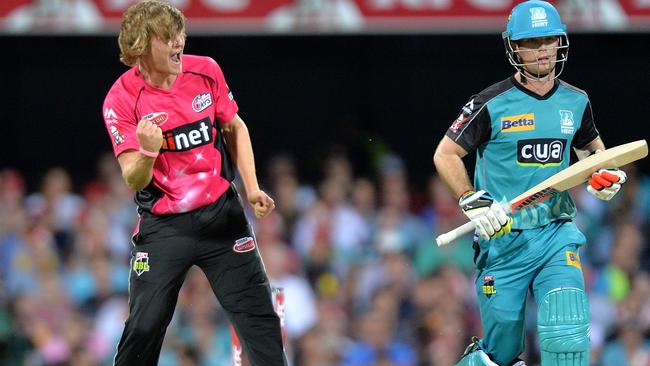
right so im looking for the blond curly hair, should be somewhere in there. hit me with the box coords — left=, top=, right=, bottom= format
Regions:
left=118, top=1, right=185, bottom=67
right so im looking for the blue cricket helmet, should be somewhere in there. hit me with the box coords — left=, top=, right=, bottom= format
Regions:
left=503, top=0, right=567, bottom=41
left=502, top=1, right=569, bottom=80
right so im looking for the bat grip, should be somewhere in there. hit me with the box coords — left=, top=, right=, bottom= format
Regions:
left=435, top=202, right=512, bottom=247
left=435, top=221, right=476, bottom=246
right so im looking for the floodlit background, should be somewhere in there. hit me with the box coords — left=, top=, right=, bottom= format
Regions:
left=1, top=1, right=649, bottom=365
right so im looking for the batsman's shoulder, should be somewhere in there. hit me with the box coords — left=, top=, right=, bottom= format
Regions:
left=478, top=77, right=518, bottom=101
left=558, top=79, right=588, bottom=97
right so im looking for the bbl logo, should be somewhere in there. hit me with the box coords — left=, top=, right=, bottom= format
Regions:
left=483, top=275, right=497, bottom=297
left=133, top=252, right=150, bottom=276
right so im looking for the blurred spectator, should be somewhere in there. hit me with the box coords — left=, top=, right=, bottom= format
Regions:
left=261, top=243, right=318, bottom=341
left=1, top=150, right=648, bottom=365
left=601, top=318, right=650, bottom=366
left=25, top=167, right=85, bottom=261
left=354, top=230, right=416, bottom=316
left=293, top=176, right=369, bottom=280
left=268, top=0, right=363, bottom=31
left=341, top=309, right=416, bottom=366
left=6, top=0, right=102, bottom=33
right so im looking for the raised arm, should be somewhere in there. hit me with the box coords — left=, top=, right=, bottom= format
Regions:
left=117, top=117, right=162, bottom=191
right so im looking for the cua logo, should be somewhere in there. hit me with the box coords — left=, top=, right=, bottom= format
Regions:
left=517, top=138, right=566, bottom=166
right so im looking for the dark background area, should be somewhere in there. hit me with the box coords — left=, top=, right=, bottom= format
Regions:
left=3, top=33, right=649, bottom=192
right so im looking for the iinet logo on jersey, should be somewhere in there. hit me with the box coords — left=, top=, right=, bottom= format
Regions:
left=161, top=118, right=213, bottom=152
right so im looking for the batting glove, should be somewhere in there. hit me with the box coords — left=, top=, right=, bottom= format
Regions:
left=587, top=168, right=627, bottom=201
left=459, top=190, right=512, bottom=241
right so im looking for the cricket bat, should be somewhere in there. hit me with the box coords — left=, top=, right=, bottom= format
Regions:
left=435, top=139, right=648, bottom=246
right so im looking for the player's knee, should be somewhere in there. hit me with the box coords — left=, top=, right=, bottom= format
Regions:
left=537, top=288, right=590, bottom=365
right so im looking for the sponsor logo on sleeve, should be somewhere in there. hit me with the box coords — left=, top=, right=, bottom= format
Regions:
left=227, top=86, right=234, bottom=101
left=192, top=93, right=213, bottom=112
left=233, top=237, right=256, bottom=253
left=160, top=117, right=213, bottom=152
left=501, top=113, right=535, bottom=132
left=482, top=275, right=497, bottom=297
left=566, top=251, right=582, bottom=270
left=517, top=138, right=566, bottom=166
left=104, top=108, right=118, bottom=124
left=110, top=126, right=125, bottom=145
left=143, top=112, right=169, bottom=126
left=449, top=99, right=475, bottom=133
left=559, top=110, right=575, bottom=135
left=133, top=252, right=150, bottom=276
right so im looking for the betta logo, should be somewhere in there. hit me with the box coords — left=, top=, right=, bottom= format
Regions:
left=501, top=113, right=535, bottom=132
left=161, top=118, right=213, bottom=152
left=517, top=139, right=566, bottom=166
left=192, top=93, right=213, bottom=112
left=143, top=112, right=169, bottom=126
left=233, top=237, right=256, bottom=253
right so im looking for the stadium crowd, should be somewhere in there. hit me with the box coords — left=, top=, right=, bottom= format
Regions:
left=0, top=149, right=649, bottom=366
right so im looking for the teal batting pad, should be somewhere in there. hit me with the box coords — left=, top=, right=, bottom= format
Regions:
left=455, top=350, right=499, bottom=366
left=538, top=288, right=590, bottom=366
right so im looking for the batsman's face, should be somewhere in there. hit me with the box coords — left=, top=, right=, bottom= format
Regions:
left=143, top=33, right=186, bottom=77
left=515, top=36, right=559, bottom=76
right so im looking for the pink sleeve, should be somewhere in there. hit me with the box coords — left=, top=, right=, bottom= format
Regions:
left=102, top=91, right=140, bottom=157
left=210, top=59, right=239, bottom=124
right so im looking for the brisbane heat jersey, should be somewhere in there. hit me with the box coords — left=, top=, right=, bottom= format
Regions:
left=102, top=55, right=239, bottom=214
left=446, top=77, right=599, bottom=230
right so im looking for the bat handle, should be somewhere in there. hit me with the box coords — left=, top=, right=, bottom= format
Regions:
left=435, top=221, right=476, bottom=246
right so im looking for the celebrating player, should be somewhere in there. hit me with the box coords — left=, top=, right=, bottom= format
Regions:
left=101, top=1, right=286, bottom=365
left=433, top=1, right=626, bottom=365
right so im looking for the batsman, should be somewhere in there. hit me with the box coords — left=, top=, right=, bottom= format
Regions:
left=433, top=1, right=627, bottom=365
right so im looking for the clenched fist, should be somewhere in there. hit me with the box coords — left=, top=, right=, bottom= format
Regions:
left=247, top=190, right=275, bottom=219
left=137, top=118, right=163, bottom=154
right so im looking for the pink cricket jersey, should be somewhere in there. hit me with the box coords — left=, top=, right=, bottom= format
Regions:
left=102, top=55, right=239, bottom=215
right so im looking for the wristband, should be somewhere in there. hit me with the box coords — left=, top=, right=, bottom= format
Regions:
left=458, top=189, right=475, bottom=202
left=139, top=147, right=159, bottom=158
